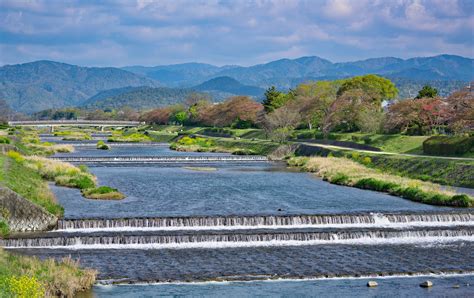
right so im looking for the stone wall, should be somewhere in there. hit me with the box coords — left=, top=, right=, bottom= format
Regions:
left=0, top=187, right=58, bottom=232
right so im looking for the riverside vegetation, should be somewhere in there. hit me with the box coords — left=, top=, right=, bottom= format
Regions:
left=0, top=128, right=103, bottom=296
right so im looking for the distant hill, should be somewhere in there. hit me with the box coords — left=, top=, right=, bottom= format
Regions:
left=1, top=55, right=472, bottom=113
left=124, top=55, right=473, bottom=90
left=0, top=60, right=159, bottom=113
left=82, top=86, right=199, bottom=110
left=122, top=63, right=237, bottom=87
left=193, top=76, right=265, bottom=97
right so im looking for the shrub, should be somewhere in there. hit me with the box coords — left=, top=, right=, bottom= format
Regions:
left=232, top=149, right=256, bottom=155
left=82, top=186, right=125, bottom=200
left=0, top=136, right=10, bottom=144
left=7, top=150, right=24, bottom=163
left=362, top=156, right=372, bottom=165
left=354, top=178, right=397, bottom=192
left=330, top=173, right=349, bottom=185
left=423, top=136, right=473, bottom=156
left=54, top=175, right=95, bottom=189
left=450, top=194, right=473, bottom=207
left=5, top=275, right=44, bottom=298
left=78, top=164, right=89, bottom=173
left=96, top=141, right=110, bottom=150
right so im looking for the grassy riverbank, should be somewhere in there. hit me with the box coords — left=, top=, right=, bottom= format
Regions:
left=0, top=248, right=96, bottom=297
left=288, top=156, right=473, bottom=207
left=0, top=154, right=63, bottom=217
left=170, top=135, right=279, bottom=156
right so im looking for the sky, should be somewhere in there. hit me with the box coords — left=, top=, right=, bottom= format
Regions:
left=1, top=0, right=473, bottom=67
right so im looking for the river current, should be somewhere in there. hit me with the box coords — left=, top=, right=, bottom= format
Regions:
left=10, top=139, right=474, bottom=297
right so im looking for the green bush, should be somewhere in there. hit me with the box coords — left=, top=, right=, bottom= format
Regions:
left=232, top=149, right=256, bottom=155
left=450, top=194, right=473, bottom=207
left=354, top=178, right=397, bottom=192
left=330, top=173, right=349, bottom=185
left=83, top=186, right=117, bottom=195
left=58, top=175, right=95, bottom=190
left=423, top=136, right=473, bottom=156
left=96, top=141, right=110, bottom=150
left=0, top=136, right=10, bottom=144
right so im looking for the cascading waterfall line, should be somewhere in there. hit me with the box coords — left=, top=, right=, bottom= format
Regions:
left=55, top=212, right=474, bottom=233
left=49, top=155, right=269, bottom=163
left=2, top=228, right=473, bottom=249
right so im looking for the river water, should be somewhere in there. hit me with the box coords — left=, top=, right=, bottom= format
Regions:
left=9, top=139, right=474, bottom=296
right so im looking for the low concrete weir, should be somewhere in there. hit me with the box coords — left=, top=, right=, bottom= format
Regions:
left=50, top=155, right=269, bottom=163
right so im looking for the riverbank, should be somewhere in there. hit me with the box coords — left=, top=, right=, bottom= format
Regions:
left=0, top=248, right=96, bottom=297
left=288, top=156, right=473, bottom=207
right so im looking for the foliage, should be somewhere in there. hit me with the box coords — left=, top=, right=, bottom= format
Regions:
left=108, top=132, right=151, bottom=143
left=82, top=186, right=125, bottom=200
left=288, top=156, right=473, bottom=207
left=0, top=136, right=10, bottom=144
left=262, top=86, right=293, bottom=112
left=177, top=136, right=215, bottom=147
left=423, top=136, right=473, bottom=156
left=0, top=248, right=96, bottom=297
left=196, top=96, right=263, bottom=127
left=336, top=74, right=398, bottom=105
left=0, top=155, right=63, bottom=216
left=415, top=85, right=439, bottom=99
left=96, top=140, right=110, bottom=150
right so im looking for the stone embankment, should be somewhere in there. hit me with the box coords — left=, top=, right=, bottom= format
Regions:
left=0, top=187, right=57, bottom=232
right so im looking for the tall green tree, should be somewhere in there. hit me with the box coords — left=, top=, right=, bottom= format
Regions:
left=337, top=74, right=398, bottom=106
left=415, top=85, right=439, bottom=99
left=262, top=86, right=291, bottom=112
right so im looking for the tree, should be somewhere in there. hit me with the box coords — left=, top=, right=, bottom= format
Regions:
left=173, top=111, right=188, bottom=125
left=415, top=85, right=439, bottom=99
left=337, top=75, right=398, bottom=107
left=445, top=87, right=474, bottom=134
left=197, top=96, right=263, bottom=127
left=293, top=80, right=340, bottom=130
left=324, top=89, right=382, bottom=135
left=385, top=98, right=449, bottom=135
left=263, top=105, right=301, bottom=143
left=262, top=86, right=292, bottom=112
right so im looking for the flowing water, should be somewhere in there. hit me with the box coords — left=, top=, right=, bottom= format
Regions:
left=9, top=138, right=473, bottom=296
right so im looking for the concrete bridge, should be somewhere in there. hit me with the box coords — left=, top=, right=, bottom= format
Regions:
left=50, top=155, right=268, bottom=164
left=8, top=120, right=143, bottom=132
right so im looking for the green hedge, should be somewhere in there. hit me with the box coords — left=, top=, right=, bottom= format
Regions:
left=423, top=136, right=473, bottom=156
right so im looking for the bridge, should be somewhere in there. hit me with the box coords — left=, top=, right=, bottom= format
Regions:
left=50, top=155, right=268, bottom=164
left=8, top=120, right=143, bottom=132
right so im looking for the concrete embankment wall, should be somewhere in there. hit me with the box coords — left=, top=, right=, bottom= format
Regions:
left=0, top=187, right=57, bottom=232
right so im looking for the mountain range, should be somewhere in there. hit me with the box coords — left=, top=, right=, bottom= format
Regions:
left=1, top=55, right=472, bottom=113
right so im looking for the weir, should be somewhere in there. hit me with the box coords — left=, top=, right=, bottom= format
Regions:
left=56, top=212, right=474, bottom=231
left=2, top=228, right=473, bottom=248
left=50, top=155, right=269, bottom=163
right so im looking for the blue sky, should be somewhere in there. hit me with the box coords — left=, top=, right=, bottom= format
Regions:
left=1, top=0, right=473, bottom=67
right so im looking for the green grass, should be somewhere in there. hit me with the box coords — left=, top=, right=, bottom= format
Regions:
left=171, top=135, right=279, bottom=156
left=0, top=155, right=63, bottom=216
left=0, top=248, right=96, bottom=297
left=288, top=156, right=473, bottom=208
left=293, top=130, right=429, bottom=153
left=296, top=146, right=474, bottom=188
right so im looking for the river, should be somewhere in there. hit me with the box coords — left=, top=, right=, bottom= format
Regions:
left=7, top=138, right=474, bottom=297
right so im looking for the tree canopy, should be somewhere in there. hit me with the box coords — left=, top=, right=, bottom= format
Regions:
left=415, top=85, right=439, bottom=99
left=337, top=74, right=398, bottom=106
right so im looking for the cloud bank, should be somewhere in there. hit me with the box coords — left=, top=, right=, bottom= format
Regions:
left=1, top=0, right=473, bottom=66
